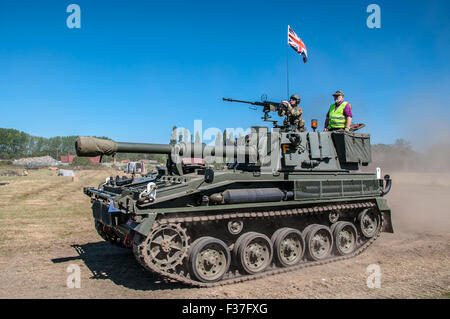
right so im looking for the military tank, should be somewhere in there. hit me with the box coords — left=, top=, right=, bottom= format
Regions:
left=76, top=101, right=393, bottom=287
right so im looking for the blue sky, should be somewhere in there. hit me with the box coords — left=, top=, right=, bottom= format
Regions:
left=0, top=0, right=449, bottom=145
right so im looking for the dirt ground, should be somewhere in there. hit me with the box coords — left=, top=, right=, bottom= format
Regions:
left=0, top=167, right=449, bottom=299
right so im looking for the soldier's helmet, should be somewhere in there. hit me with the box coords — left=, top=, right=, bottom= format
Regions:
left=290, top=94, right=301, bottom=104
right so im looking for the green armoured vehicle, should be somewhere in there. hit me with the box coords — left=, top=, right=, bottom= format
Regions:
left=76, top=99, right=393, bottom=287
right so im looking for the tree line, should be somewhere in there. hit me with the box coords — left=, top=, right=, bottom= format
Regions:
left=0, top=127, right=165, bottom=163
left=0, top=128, right=80, bottom=160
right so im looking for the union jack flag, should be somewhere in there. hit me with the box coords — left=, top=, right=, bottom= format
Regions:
left=288, top=25, right=308, bottom=63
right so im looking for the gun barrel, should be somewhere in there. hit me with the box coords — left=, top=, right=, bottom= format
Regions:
left=223, top=97, right=282, bottom=109
left=223, top=98, right=259, bottom=105
left=75, top=136, right=172, bottom=157
left=116, top=142, right=172, bottom=154
left=75, top=136, right=258, bottom=159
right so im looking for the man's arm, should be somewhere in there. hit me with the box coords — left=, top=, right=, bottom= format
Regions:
left=345, top=117, right=352, bottom=131
left=343, top=103, right=353, bottom=131
left=299, top=119, right=306, bottom=132
left=324, top=113, right=329, bottom=131
left=278, top=101, right=289, bottom=116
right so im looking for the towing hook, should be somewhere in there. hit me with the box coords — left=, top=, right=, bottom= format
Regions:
left=381, top=174, right=392, bottom=196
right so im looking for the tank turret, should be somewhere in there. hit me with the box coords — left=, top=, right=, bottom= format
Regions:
left=77, top=125, right=373, bottom=175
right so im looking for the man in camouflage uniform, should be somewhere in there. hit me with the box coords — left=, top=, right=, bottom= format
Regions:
left=279, top=94, right=306, bottom=132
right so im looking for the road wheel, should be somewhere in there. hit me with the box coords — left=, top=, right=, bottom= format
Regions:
left=305, top=224, right=333, bottom=261
left=358, top=209, right=381, bottom=238
left=188, top=237, right=230, bottom=283
left=272, top=228, right=305, bottom=267
left=332, top=221, right=357, bottom=255
left=235, top=232, right=273, bottom=275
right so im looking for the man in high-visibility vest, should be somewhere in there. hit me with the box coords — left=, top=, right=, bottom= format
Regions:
left=324, top=90, right=353, bottom=132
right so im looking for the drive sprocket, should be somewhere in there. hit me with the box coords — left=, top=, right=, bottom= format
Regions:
left=139, top=223, right=189, bottom=273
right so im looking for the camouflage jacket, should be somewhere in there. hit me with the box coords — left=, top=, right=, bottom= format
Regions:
left=279, top=104, right=306, bottom=132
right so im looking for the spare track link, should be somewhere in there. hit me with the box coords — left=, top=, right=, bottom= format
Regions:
left=133, top=200, right=382, bottom=287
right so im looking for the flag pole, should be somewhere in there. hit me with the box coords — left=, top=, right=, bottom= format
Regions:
left=286, top=25, right=290, bottom=99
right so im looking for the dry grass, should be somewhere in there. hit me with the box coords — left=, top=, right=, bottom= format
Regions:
left=0, top=167, right=117, bottom=255
left=0, top=168, right=448, bottom=299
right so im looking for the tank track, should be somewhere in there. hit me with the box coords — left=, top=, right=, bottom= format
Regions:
left=133, top=200, right=382, bottom=287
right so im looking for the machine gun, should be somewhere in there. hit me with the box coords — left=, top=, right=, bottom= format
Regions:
left=222, top=98, right=287, bottom=128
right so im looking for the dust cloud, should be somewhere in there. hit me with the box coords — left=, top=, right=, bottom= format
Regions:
left=365, top=138, right=450, bottom=235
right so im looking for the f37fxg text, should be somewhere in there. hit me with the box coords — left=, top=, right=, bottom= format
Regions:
left=226, top=303, right=268, bottom=314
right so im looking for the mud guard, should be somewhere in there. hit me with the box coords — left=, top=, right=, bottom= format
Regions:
left=126, top=213, right=157, bottom=237
left=375, top=197, right=394, bottom=233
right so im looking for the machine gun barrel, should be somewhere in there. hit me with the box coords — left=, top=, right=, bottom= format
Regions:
left=223, top=97, right=284, bottom=112
left=222, top=98, right=265, bottom=106
left=223, top=97, right=286, bottom=127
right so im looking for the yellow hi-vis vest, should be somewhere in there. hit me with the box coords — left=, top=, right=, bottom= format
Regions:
left=328, top=102, right=350, bottom=129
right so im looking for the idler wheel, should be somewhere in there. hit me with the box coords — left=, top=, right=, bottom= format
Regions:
left=304, top=224, right=333, bottom=261
left=188, top=237, right=230, bottom=283
left=234, top=232, right=273, bottom=275
left=332, top=221, right=357, bottom=256
left=271, top=228, right=305, bottom=267
left=94, top=221, right=126, bottom=247
left=94, top=220, right=109, bottom=241
left=358, top=209, right=381, bottom=238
